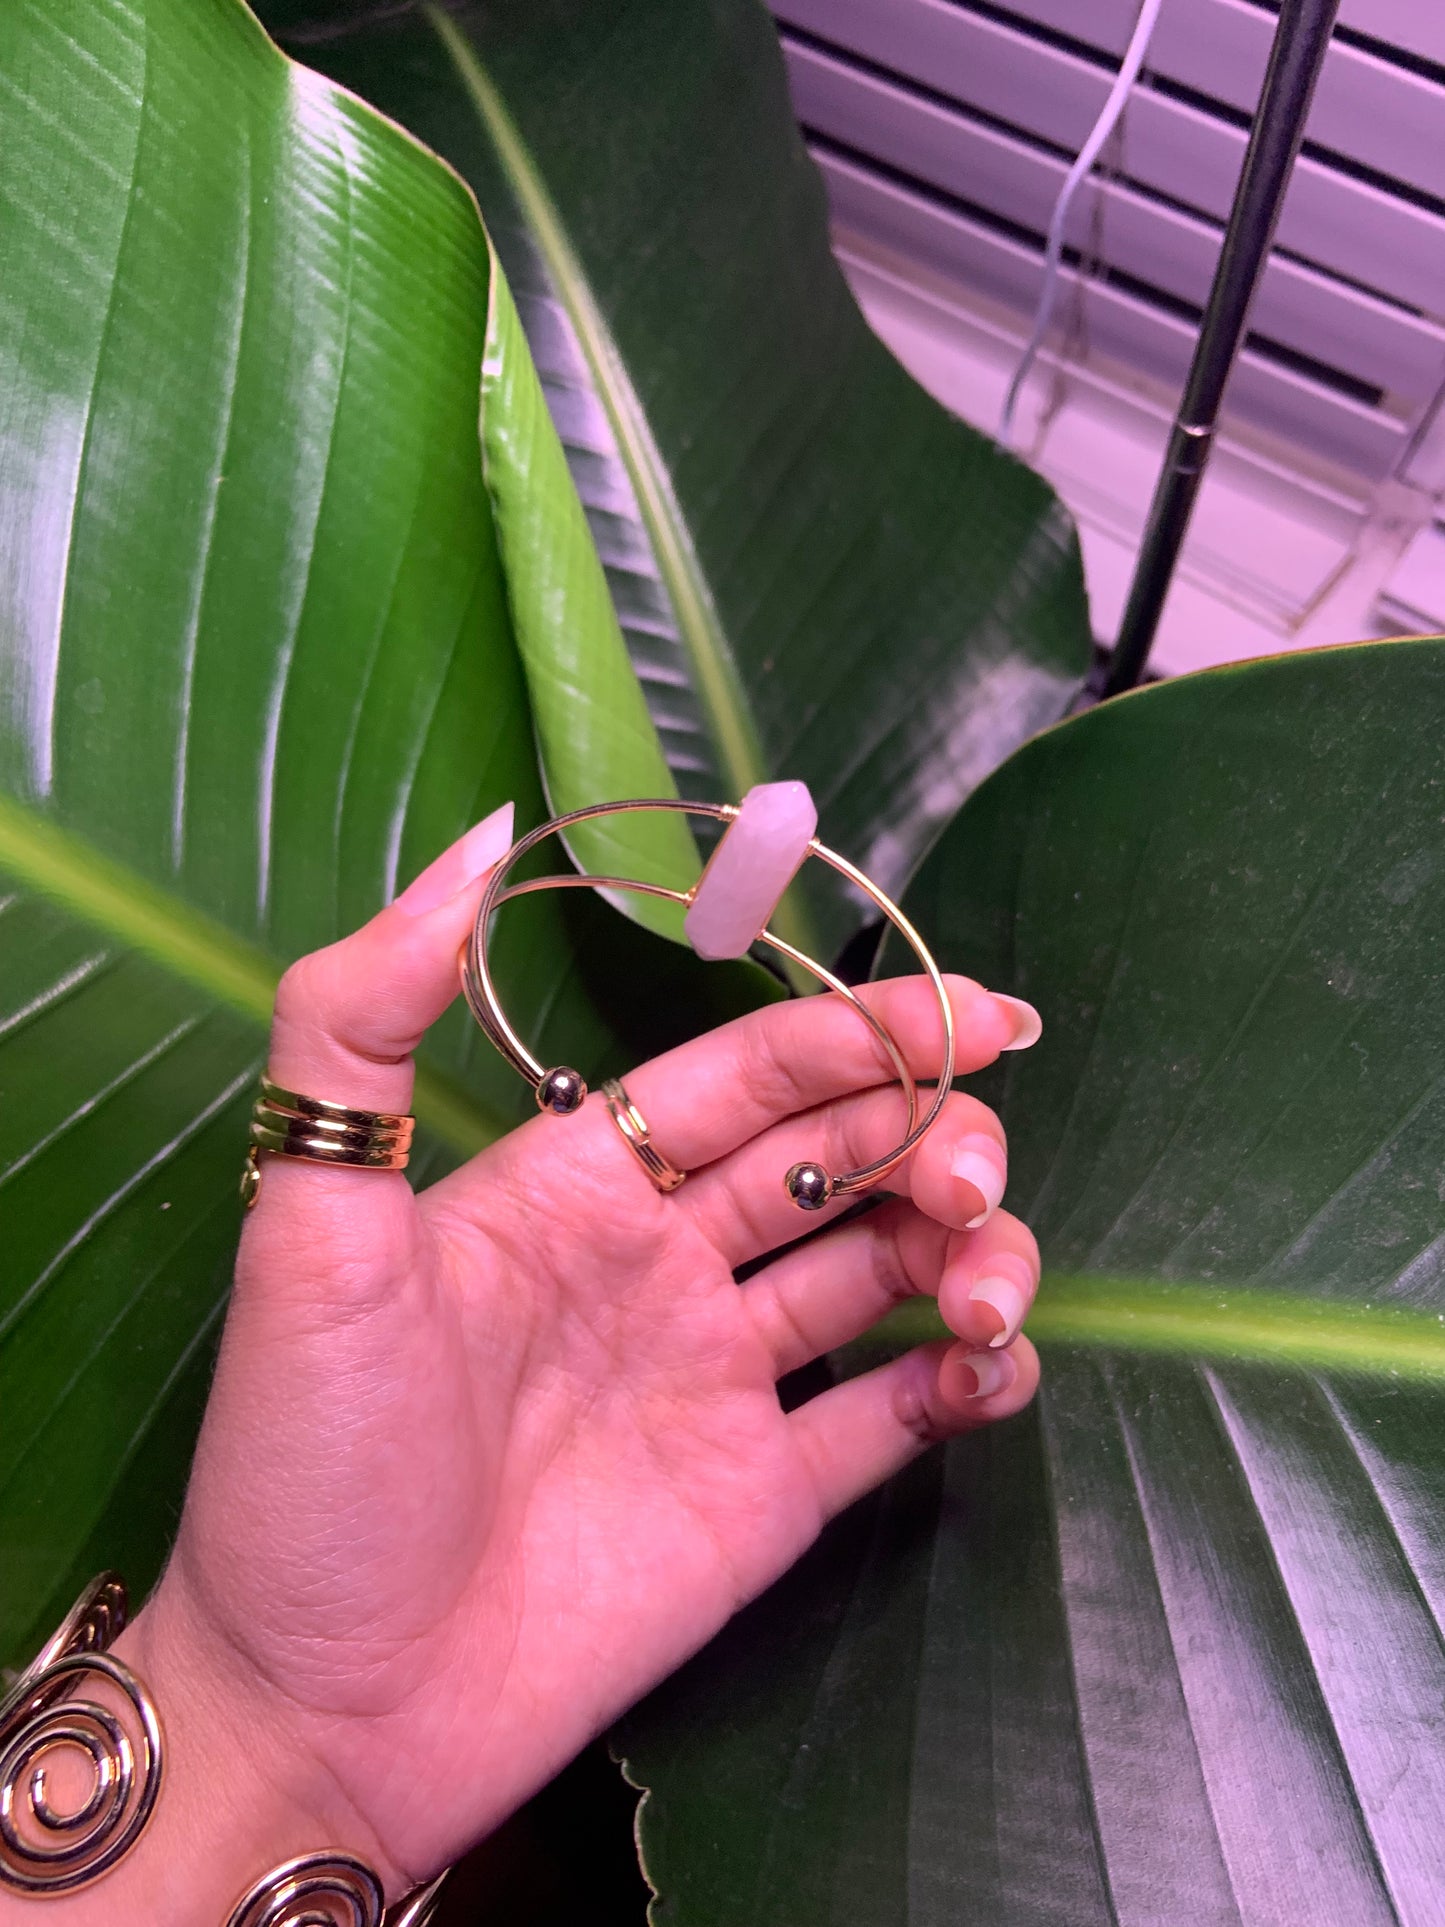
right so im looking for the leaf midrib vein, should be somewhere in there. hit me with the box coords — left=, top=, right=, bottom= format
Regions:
left=425, top=7, right=762, bottom=791
left=866, top=1275, right=1445, bottom=1384
left=425, top=6, right=830, bottom=971
left=0, top=797, right=509, bottom=1151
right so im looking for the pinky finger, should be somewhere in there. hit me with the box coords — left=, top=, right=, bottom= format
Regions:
left=790, top=1335, right=1041, bottom=1523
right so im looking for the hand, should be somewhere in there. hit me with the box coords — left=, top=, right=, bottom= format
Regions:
left=32, top=804, right=1042, bottom=1918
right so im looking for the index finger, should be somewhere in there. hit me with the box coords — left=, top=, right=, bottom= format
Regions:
left=618, top=974, right=1039, bottom=1176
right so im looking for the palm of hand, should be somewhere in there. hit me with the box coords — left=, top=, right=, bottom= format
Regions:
left=183, top=1111, right=818, bottom=1875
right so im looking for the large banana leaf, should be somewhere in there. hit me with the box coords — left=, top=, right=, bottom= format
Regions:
left=619, top=638, right=1445, bottom=1925
left=0, top=0, right=759, bottom=1665
left=261, top=0, right=1094, bottom=958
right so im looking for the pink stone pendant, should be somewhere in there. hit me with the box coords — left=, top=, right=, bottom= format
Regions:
left=684, top=781, right=818, bottom=961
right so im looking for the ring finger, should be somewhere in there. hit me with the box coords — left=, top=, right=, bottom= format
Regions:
left=744, top=1198, right=1042, bottom=1375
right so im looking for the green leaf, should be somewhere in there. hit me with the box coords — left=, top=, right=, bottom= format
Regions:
left=480, top=239, right=697, bottom=939
left=0, top=0, right=766, bottom=1665
left=259, top=0, right=1094, bottom=957
left=619, top=638, right=1445, bottom=1922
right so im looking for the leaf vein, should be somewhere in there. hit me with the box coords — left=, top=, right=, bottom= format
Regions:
left=33, top=2, right=150, bottom=798
left=0, top=1013, right=201, bottom=1189
left=0, top=1056, right=258, bottom=1348
left=170, top=121, right=253, bottom=871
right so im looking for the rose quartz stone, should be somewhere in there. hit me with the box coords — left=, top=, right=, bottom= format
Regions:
left=685, top=781, right=818, bottom=961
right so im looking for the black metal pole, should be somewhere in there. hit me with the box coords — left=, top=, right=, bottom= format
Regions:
left=1099, top=0, right=1341, bottom=698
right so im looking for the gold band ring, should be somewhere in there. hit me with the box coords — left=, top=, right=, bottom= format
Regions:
left=459, top=795, right=951, bottom=1213
left=602, top=1079, right=687, bottom=1194
left=241, top=1075, right=415, bottom=1208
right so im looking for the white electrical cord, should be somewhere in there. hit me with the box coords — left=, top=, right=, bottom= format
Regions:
left=997, top=0, right=1168, bottom=450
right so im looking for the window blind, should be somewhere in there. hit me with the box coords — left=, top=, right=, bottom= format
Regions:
left=772, top=0, right=1445, bottom=495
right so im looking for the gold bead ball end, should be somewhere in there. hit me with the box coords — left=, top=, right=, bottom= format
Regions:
left=785, top=1161, right=834, bottom=1211
left=537, top=1066, right=587, bottom=1116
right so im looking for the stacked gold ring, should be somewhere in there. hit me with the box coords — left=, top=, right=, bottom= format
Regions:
left=241, top=1076, right=415, bottom=1208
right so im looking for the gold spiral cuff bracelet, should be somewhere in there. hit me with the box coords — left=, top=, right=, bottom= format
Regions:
left=224, top=1853, right=448, bottom=1927
left=1, top=1580, right=450, bottom=1920
left=0, top=1575, right=162, bottom=1896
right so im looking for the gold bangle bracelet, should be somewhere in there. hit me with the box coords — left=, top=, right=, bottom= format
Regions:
left=460, top=795, right=953, bottom=1210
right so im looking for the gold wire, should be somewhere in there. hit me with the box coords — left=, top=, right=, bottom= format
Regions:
left=247, top=1119, right=413, bottom=1169
left=258, top=1076, right=415, bottom=1136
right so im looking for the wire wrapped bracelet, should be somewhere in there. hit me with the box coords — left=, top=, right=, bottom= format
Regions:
left=0, top=1577, right=448, bottom=1921
left=225, top=1852, right=447, bottom=1926
left=461, top=784, right=955, bottom=1209
left=0, top=1575, right=161, bottom=1895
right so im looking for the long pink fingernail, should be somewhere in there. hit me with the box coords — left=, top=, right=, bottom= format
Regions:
left=968, top=1275, right=1028, bottom=1348
left=993, top=994, right=1042, bottom=1050
left=396, top=802, right=514, bottom=917
left=951, top=1133, right=1007, bottom=1228
left=954, top=1349, right=1017, bottom=1400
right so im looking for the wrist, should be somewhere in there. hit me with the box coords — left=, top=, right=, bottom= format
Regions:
left=0, top=1574, right=407, bottom=1927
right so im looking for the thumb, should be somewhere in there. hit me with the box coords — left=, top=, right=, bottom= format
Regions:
left=267, top=800, right=514, bottom=1112
left=238, top=801, right=513, bottom=1269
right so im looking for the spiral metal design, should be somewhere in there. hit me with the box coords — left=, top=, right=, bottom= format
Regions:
left=0, top=1574, right=163, bottom=1894
left=225, top=1851, right=386, bottom=1927
left=226, top=1854, right=449, bottom=1927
